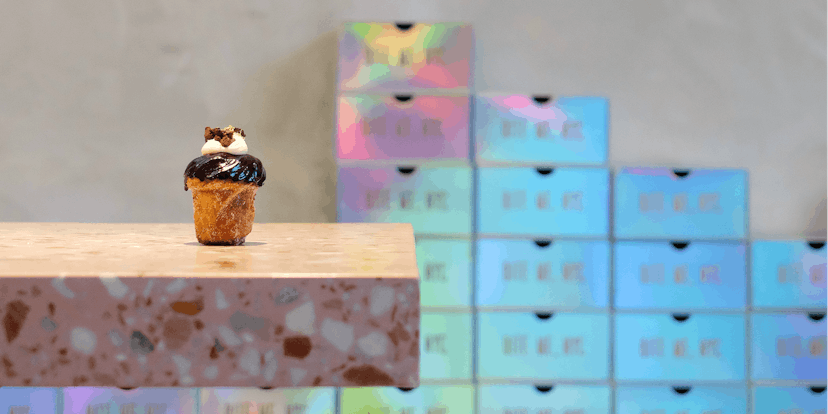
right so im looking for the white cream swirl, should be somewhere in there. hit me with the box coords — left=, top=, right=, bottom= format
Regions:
left=201, top=132, right=248, bottom=155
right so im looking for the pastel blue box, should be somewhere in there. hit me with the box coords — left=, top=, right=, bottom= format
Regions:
left=0, top=388, right=59, bottom=414
left=476, top=238, right=610, bottom=309
left=337, top=165, right=473, bottom=235
left=477, top=312, right=610, bottom=381
left=614, top=168, right=747, bottom=239
left=477, top=167, right=610, bottom=237
left=614, top=241, right=747, bottom=310
left=752, top=241, right=827, bottom=309
left=617, top=386, right=747, bottom=414
left=753, top=387, right=827, bottom=414
left=340, top=385, right=475, bottom=413
left=615, top=314, right=746, bottom=381
left=62, top=388, right=199, bottom=414
left=477, top=385, right=611, bottom=414
left=475, top=94, right=609, bottom=165
left=420, top=312, right=473, bottom=381
left=200, top=387, right=335, bottom=414
left=751, top=313, right=827, bottom=381
left=416, top=237, right=473, bottom=309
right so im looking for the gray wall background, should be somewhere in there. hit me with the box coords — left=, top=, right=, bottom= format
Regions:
left=1, top=0, right=825, bottom=239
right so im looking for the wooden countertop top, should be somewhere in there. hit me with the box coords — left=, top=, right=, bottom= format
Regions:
left=0, top=223, right=418, bottom=278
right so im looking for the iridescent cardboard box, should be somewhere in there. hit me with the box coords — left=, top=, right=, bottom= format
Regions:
left=475, top=94, right=608, bottom=165
left=337, top=165, right=473, bottom=236
left=615, top=314, right=746, bottom=381
left=340, top=385, right=474, bottom=414
left=199, top=387, right=335, bottom=414
left=420, top=312, right=473, bottom=382
left=416, top=237, right=473, bottom=309
left=477, top=312, right=610, bottom=381
left=477, top=385, right=611, bottom=414
left=338, top=23, right=472, bottom=93
left=752, top=241, right=827, bottom=309
left=614, top=168, right=747, bottom=239
left=616, top=386, right=747, bottom=414
left=61, top=387, right=198, bottom=414
left=614, top=241, right=747, bottom=310
left=337, top=94, right=470, bottom=161
left=753, top=387, right=827, bottom=413
left=476, top=239, right=610, bottom=309
left=0, top=388, right=60, bottom=414
left=751, top=313, right=826, bottom=381
left=477, top=167, right=610, bottom=237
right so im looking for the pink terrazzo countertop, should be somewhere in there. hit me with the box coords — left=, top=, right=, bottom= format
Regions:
left=0, top=223, right=420, bottom=388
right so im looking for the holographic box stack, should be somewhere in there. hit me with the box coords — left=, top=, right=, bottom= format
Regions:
left=336, top=22, right=477, bottom=412
left=335, top=21, right=827, bottom=414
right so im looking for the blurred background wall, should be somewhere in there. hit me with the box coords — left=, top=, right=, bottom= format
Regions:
left=0, top=0, right=824, bottom=239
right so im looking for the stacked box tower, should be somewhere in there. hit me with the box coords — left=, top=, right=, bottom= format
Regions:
left=336, top=22, right=478, bottom=412
left=474, top=93, right=612, bottom=412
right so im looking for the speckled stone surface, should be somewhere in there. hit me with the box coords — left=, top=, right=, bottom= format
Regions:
left=0, top=223, right=420, bottom=388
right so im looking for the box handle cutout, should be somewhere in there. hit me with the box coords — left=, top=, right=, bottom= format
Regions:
left=535, top=312, right=554, bottom=320
left=808, top=313, right=825, bottom=322
left=672, top=386, right=692, bottom=395
left=672, top=313, right=691, bottom=322
left=536, top=167, right=554, bottom=176
left=809, top=386, right=826, bottom=394
left=670, top=241, right=690, bottom=250
left=672, top=169, right=691, bottom=178
left=394, top=94, right=414, bottom=102
left=808, top=241, right=826, bottom=250
left=397, top=166, right=417, bottom=175
left=398, top=387, right=416, bottom=392
left=119, top=387, right=137, bottom=391
left=259, top=387, right=273, bottom=390
left=532, top=95, right=552, bottom=105
left=534, top=240, right=553, bottom=248
left=535, top=385, right=554, bottom=393
left=395, top=22, right=414, bottom=31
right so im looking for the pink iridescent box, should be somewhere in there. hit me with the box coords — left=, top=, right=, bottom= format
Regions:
left=338, top=22, right=473, bottom=93
left=336, top=94, right=470, bottom=162
left=0, top=223, right=420, bottom=389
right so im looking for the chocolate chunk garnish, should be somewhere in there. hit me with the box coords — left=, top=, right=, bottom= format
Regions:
left=3, top=300, right=30, bottom=343
left=219, top=136, right=234, bottom=147
left=204, top=127, right=213, bottom=141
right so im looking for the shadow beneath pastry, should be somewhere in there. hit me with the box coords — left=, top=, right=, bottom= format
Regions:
left=225, top=30, right=339, bottom=224
left=184, top=241, right=267, bottom=246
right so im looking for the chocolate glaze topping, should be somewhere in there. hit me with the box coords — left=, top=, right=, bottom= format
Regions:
left=184, top=153, right=266, bottom=190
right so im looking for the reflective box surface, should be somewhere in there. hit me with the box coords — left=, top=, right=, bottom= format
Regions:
left=616, top=386, right=747, bottom=414
left=752, top=241, right=827, bottom=309
left=199, top=387, right=335, bottom=414
left=615, top=314, right=746, bottom=381
left=751, top=313, right=827, bottom=381
left=338, top=23, right=472, bottom=92
left=337, top=94, right=470, bottom=161
left=477, top=312, right=610, bottom=380
left=477, top=384, right=611, bottom=414
left=477, top=167, right=610, bottom=237
left=340, top=385, right=475, bottom=414
left=475, top=94, right=608, bottom=165
left=614, top=168, right=747, bottom=239
left=62, top=387, right=198, bottom=414
left=476, top=238, right=610, bottom=309
left=614, top=241, right=747, bottom=310
left=338, top=166, right=473, bottom=236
